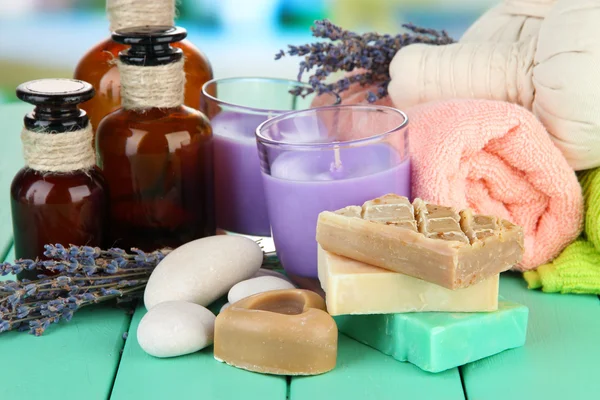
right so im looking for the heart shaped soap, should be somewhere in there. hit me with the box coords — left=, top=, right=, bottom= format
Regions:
left=214, top=289, right=337, bottom=375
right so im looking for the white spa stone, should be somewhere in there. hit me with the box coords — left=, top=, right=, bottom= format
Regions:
left=137, top=301, right=215, bottom=358
left=228, top=276, right=296, bottom=304
left=144, top=236, right=263, bottom=309
left=220, top=302, right=231, bottom=313
left=252, top=268, right=292, bottom=282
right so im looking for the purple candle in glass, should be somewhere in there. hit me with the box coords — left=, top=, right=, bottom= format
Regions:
left=256, top=105, right=410, bottom=280
left=201, top=77, right=339, bottom=237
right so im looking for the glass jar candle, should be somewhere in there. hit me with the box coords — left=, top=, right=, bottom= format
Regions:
left=96, top=26, right=215, bottom=252
left=11, top=79, right=108, bottom=278
left=256, top=105, right=410, bottom=281
left=201, top=77, right=339, bottom=237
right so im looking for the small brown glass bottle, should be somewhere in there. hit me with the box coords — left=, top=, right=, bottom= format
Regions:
left=73, top=0, right=213, bottom=133
left=96, top=26, right=215, bottom=252
left=11, top=79, right=108, bottom=278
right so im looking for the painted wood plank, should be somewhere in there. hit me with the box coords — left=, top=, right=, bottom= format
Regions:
left=0, top=104, right=28, bottom=260
left=111, top=304, right=288, bottom=400
left=290, top=333, right=465, bottom=400
left=0, top=245, right=132, bottom=399
left=462, top=273, right=600, bottom=399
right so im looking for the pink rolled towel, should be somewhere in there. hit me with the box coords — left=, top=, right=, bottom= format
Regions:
left=407, top=99, right=583, bottom=270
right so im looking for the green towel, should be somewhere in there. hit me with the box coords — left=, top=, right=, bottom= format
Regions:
left=524, top=168, right=600, bottom=294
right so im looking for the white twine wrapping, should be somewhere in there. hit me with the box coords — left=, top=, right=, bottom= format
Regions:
left=106, top=0, right=176, bottom=31
left=21, top=125, right=96, bottom=173
left=118, top=59, right=185, bottom=110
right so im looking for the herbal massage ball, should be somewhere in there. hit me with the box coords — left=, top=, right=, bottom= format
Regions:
left=461, top=0, right=556, bottom=43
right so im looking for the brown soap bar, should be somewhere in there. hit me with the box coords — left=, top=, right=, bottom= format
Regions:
left=316, top=194, right=524, bottom=290
left=214, top=289, right=337, bottom=375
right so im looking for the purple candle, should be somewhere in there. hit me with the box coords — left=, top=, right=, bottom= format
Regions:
left=257, top=105, right=410, bottom=279
left=202, top=77, right=339, bottom=237
left=211, top=111, right=271, bottom=236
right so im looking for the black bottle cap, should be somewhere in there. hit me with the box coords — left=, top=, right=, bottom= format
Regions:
left=16, top=79, right=95, bottom=133
left=112, top=25, right=187, bottom=66
left=16, top=79, right=95, bottom=106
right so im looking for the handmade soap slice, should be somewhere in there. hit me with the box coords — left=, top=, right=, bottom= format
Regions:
left=318, top=246, right=499, bottom=315
left=335, top=300, right=529, bottom=373
left=214, top=289, right=337, bottom=375
left=316, top=194, right=524, bottom=289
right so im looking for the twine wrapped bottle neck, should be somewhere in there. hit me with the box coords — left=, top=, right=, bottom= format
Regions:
left=113, top=26, right=188, bottom=111
left=21, top=124, right=96, bottom=173
left=106, top=0, right=176, bottom=32
left=118, top=59, right=186, bottom=111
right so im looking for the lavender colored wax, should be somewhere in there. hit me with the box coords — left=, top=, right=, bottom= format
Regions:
left=262, top=145, right=411, bottom=278
left=212, top=111, right=271, bottom=236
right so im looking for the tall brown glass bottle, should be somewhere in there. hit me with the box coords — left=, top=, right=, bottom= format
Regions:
left=73, top=0, right=213, bottom=133
left=96, top=26, right=215, bottom=252
left=11, top=79, right=108, bottom=278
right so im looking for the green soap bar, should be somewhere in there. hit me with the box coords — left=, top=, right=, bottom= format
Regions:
left=334, top=300, right=528, bottom=373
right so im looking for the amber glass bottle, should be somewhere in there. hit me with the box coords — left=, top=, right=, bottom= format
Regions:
left=11, top=79, right=108, bottom=278
left=96, top=26, right=215, bottom=252
left=73, top=0, right=213, bottom=132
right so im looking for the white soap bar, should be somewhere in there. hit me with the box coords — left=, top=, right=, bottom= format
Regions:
left=318, top=246, right=499, bottom=316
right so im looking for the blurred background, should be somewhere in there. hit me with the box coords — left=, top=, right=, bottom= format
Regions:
left=0, top=0, right=497, bottom=104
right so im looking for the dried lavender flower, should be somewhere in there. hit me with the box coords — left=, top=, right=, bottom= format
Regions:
left=0, top=240, right=281, bottom=336
left=0, top=245, right=171, bottom=336
left=276, top=19, right=454, bottom=102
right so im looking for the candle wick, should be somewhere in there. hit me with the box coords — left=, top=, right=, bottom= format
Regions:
left=329, top=145, right=345, bottom=179
left=333, top=146, right=342, bottom=170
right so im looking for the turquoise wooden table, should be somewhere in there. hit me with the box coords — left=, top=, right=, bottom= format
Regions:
left=1, top=103, right=599, bottom=400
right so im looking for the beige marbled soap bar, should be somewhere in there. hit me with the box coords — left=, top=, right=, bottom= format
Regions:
left=316, top=194, right=524, bottom=290
left=318, top=246, right=499, bottom=316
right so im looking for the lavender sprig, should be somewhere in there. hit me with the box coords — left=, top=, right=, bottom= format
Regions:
left=276, top=19, right=454, bottom=102
left=0, top=245, right=170, bottom=336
